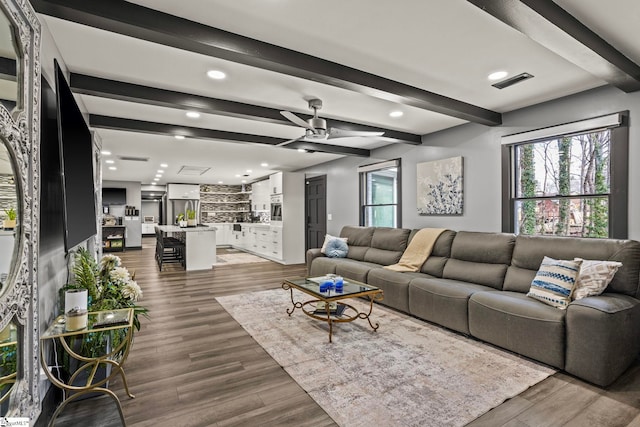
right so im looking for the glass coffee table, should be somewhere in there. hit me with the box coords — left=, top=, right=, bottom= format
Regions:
left=282, top=276, right=384, bottom=342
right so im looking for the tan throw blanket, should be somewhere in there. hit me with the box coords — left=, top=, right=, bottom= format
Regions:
left=384, top=228, right=446, bottom=272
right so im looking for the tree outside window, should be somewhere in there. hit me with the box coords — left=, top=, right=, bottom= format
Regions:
left=514, top=130, right=612, bottom=237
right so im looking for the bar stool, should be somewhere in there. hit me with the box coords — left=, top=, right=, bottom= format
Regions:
left=155, top=227, right=185, bottom=271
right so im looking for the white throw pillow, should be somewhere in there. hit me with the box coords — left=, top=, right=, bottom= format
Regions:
left=527, top=256, right=582, bottom=309
left=320, top=234, right=348, bottom=254
left=572, top=258, right=622, bottom=300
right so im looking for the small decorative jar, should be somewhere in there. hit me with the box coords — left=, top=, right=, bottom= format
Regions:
left=65, top=307, right=88, bottom=331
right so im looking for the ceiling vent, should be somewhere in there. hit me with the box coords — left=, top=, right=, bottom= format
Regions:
left=118, top=156, right=149, bottom=162
left=492, top=72, right=534, bottom=89
left=178, top=165, right=211, bottom=176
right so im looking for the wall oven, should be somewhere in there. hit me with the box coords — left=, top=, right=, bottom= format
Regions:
left=270, top=194, right=282, bottom=222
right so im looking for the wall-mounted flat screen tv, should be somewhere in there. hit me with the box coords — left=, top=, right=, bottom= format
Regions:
left=102, top=187, right=126, bottom=205
left=55, top=60, right=97, bottom=252
left=39, top=76, right=65, bottom=254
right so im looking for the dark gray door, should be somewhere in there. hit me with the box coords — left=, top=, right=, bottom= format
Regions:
left=305, top=175, right=327, bottom=251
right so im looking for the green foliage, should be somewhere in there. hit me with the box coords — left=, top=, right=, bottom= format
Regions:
left=177, top=213, right=185, bottom=221
left=585, top=136, right=608, bottom=237
left=556, top=137, right=571, bottom=235
left=519, top=145, right=537, bottom=235
left=68, top=247, right=100, bottom=301
left=3, top=207, right=16, bottom=220
left=186, top=209, right=196, bottom=220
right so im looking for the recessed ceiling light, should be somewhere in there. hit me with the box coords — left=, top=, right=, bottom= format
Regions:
left=206, top=70, right=226, bottom=80
left=108, top=166, right=117, bottom=170
left=157, top=170, right=164, bottom=173
left=186, top=111, right=200, bottom=119
left=155, top=174, right=161, bottom=178
left=174, top=135, right=185, bottom=140
left=297, top=148, right=306, bottom=153
left=261, top=162, right=268, bottom=167
left=488, top=71, right=508, bottom=81
left=235, top=174, right=241, bottom=178
left=241, top=180, right=247, bottom=183
left=101, top=150, right=111, bottom=156
left=105, top=159, right=115, bottom=164
left=153, top=178, right=159, bottom=182
left=389, top=111, right=403, bottom=118
left=246, top=169, right=252, bottom=173
left=150, top=193, right=155, bottom=196
left=160, top=163, right=168, bottom=168
left=218, top=181, right=223, bottom=184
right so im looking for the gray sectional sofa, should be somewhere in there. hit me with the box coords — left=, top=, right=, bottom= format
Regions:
left=306, top=226, right=640, bottom=387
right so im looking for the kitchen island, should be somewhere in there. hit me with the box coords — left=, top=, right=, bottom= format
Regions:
left=156, top=225, right=217, bottom=271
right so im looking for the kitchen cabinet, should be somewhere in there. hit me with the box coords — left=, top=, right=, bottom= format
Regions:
left=269, top=172, right=283, bottom=195
left=141, top=223, right=158, bottom=235
left=167, top=183, right=200, bottom=200
left=214, top=223, right=231, bottom=246
left=251, top=179, right=270, bottom=211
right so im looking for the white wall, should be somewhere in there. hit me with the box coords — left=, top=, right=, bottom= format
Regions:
left=303, top=85, right=640, bottom=240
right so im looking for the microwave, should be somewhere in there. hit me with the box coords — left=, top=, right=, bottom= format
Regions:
left=270, top=194, right=282, bottom=222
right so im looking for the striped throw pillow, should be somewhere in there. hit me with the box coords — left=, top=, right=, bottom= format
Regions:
left=527, top=256, right=582, bottom=309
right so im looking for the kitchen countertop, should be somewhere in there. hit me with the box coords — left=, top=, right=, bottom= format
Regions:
left=156, top=225, right=217, bottom=233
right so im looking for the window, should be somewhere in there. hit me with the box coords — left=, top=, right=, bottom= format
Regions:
left=358, top=159, right=401, bottom=227
left=502, top=113, right=628, bottom=238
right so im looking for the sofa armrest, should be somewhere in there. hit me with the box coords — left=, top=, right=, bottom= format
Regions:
left=565, top=294, right=640, bottom=386
left=306, top=248, right=324, bottom=275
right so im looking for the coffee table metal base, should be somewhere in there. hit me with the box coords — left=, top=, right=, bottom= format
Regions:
left=282, top=281, right=383, bottom=342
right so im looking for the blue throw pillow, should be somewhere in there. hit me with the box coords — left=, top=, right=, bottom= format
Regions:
left=325, top=238, right=348, bottom=258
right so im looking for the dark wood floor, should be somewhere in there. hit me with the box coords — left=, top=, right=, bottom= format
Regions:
left=51, top=239, right=640, bottom=426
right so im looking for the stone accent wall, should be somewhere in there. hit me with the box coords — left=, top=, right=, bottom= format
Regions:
left=200, top=183, right=252, bottom=223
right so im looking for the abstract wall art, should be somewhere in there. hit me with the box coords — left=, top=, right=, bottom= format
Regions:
left=417, top=156, right=463, bottom=215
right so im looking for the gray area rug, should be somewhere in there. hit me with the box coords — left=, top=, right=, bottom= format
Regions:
left=217, top=289, right=556, bottom=427
left=215, top=252, right=270, bottom=265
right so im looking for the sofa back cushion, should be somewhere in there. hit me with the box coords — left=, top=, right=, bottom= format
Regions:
left=504, top=235, right=640, bottom=298
left=413, top=229, right=456, bottom=277
left=442, top=231, right=516, bottom=289
left=340, top=226, right=375, bottom=261
left=363, top=227, right=411, bottom=265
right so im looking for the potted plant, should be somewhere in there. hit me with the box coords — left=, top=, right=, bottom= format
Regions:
left=3, top=207, right=16, bottom=229
left=186, top=209, right=197, bottom=227
left=177, top=213, right=187, bottom=228
left=59, top=249, right=148, bottom=391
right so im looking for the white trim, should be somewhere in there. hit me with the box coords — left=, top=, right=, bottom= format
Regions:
left=357, top=159, right=399, bottom=173
left=501, top=113, right=622, bottom=145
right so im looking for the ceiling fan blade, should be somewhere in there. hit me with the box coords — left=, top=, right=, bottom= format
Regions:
left=327, top=128, right=385, bottom=139
left=275, top=137, right=303, bottom=147
left=280, top=110, right=316, bottom=131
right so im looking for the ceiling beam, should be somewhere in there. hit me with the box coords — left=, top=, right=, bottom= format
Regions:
left=468, top=0, right=640, bottom=93
left=32, top=0, right=502, bottom=126
left=70, top=73, right=422, bottom=144
left=89, top=115, right=370, bottom=157
left=279, top=141, right=370, bottom=158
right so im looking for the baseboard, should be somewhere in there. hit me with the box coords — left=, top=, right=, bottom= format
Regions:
left=125, top=246, right=142, bottom=250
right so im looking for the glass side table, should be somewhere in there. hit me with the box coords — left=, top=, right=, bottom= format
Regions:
left=40, top=308, right=135, bottom=427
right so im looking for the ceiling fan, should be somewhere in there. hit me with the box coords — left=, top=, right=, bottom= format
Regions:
left=278, top=98, right=384, bottom=145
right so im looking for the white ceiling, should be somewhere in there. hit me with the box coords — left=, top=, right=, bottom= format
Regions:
left=35, top=0, right=640, bottom=186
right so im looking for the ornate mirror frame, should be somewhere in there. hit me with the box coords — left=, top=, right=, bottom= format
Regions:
left=0, top=0, right=40, bottom=419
